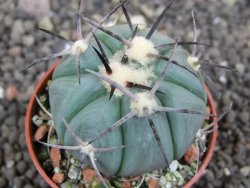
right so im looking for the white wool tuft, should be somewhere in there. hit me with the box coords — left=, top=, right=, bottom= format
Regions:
left=126, top=36, right=158, bottom=65
left=187, top=55, right=200, bottom=71
left=99, top=60, right=155, bottom=97
left=80, top=144, right=95, bottom=156
left=70, top=40, right=88, bottom=55
left=130, top=92, right=157, bottom=117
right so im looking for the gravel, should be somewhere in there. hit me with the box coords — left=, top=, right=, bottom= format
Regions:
left=0, top=0, right=249, bottom=187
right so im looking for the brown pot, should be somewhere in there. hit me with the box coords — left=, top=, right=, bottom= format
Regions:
left=25, top=60, right=218, bottom=188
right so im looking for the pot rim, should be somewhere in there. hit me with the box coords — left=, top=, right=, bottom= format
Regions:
left=25, top=60, right=218, bottom=188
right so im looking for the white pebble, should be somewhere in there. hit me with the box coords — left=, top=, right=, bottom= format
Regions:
left=6, top=160, right=15, bottom=168
left=54, top=167, right=60, bottom=173
left=240, top=166, right=250, bottom=177
left=132, top=181, right=136, bottom=186
left=165, top=182, right=172, bottom=188
left=235, top=63, right=245, bottom=73
left=219, top=61, right=228, bottom=67
left=0, top=87, right=4, bottom=99
left=159, top=176, right=167, bottom=186
left=144, top=176, right=150, bottom=182
left=68, top=165, right=80, bottom=179
left=212, top=17, right=221, bottom=25
left=219, top=74, right=227, bottom=84
left=224, top=167, right=231, bottom=176
left=169, top=160, right=179, bottom=172
left=70, top=158, right=75, bottom=164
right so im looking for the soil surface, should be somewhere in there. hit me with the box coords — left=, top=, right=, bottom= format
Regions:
left=0, top=0, right=249, bottom=187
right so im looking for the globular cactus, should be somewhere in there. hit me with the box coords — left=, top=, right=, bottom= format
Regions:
left=49, top=1, right=208, bottom=178
left=26, top=0, right=228, bottom=187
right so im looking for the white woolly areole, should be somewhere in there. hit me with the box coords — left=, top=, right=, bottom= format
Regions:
left=70, top=40, right=88, bottom=55
left=188, top=55, right=200, bottom=71
left=80, top=144, right=95, bottom=156
left=126, top=36, right=158, bottom=65
left=99, top=60, right=155, bottom=97
left=130, top=92, right=157, bottom=117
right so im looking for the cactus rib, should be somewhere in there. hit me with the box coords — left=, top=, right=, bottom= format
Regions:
left=88, top=110, right=138, bottom=145
left=146, top=115, right=169, bottom=167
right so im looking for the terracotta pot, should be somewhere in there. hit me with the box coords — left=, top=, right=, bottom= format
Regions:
left=25, top=60, right=218, bottom=188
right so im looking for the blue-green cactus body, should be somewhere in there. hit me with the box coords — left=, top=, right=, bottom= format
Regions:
left=49, top=25, right=207, bottom=177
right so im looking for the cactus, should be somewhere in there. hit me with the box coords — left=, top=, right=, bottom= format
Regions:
left=48, top=0, right=208, bottom=178
left=25, top=0, right=234, bottom=187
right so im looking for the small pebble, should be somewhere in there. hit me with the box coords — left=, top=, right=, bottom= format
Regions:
left=239, top=111, right=249, bottom=124
left=159, top=176, right=167, bottom=186
left=235, top=63, right=245, bottom=74
left=68, top=165, right=80, bottom=180
left=18, top=0, right=50, bottom=19
left=34, top=125, right=49, bottom=141
left=32, top=115, right=44, bottom=126
left=148, top=178, right=158, bottom=188
left=6, top=160, right=15, bottom=168
left=52, top=172, right=65, bottom=184
left=8, top=130, right=19, bottom=144
left=184, top=144, right=197, bottom=164
left=169, top=160, right=179, bottom=172
left=16, top=161, right=28, bottom=174
left=14, top=176, right=24, bottom=188
left=22, top=35, right=35, bottom=47
left=0, top=177, right=8, bottom=188
left=5, top=85, right=17, bottom=101
left=4, top=15, right=13, bottom=27
left=25, top=168, right=36, bottom=179
left=224, top=167, right=231, bottom=176
left=39, top=17, right=54, bottom=31
left=50, top=147, right=61, bottom=168
left=3, top=167, right=16, bottom=182
left=121, top=180, right=131, bottom=188
left=8, top=46, right=22, bottom=57
left=240, top=166, right=250, bottom=177
left=165, top=182, right=172, bottom=188
left=54, top=167, right=60, bottom=173
left=82, top=167, right=97, bottom=182
left=12, top=20, right=25, bottom=35
left=219, top=74, right=227, bottom=84
left=23, top=20, right=35, bottom=32
left=0, top=87, right=4, bottom=99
